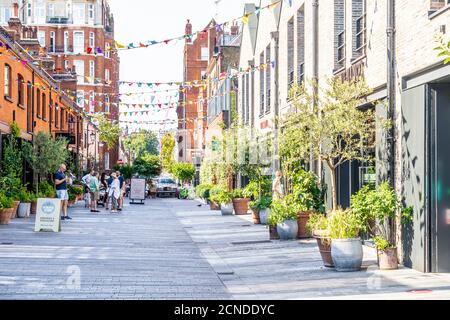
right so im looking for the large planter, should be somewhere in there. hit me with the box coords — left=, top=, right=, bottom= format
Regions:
left=277, top=219, right=299, bottom=240
left=210, top=201, right=220, bottom=211
left=269, top=225, right=280, bottom=240
left=259, top=208, right=271, bottom=225
left=220, top=203, right=234, bottom=216
left=232, top=198, right=250, bottom=215
left=0, top=208, right=14, bottom=225
left=297, top=211, right=312, bottom=239
left=18, top=203, right=31, bottom=218
left=331, top=238, right=363, bottom=272
left=251, top=208, right=260, bottom=224
left=378, top=248, right=399, bottom=270
left=31, top=201, right=37, bottom=215
left=314, top=235, right=334, bottom=268
left=11, top=201, right=20, bottom=219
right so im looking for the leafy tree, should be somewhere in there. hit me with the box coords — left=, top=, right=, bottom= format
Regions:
left=23, top=131, right=70, bottom=193
left=94, top=115, right=120, bottom=150
left=160, top=133, right=175, bottom=173
left=132, top=153, right=162, bottom=178
left=280, top=78, right=376, bottom=210
left=435, top=35, right=450, bottom=64
left=171, top=162, right=196, bottom=184
left=2, top=122, right=23, bottom=179
left=113, top=163, right=133, bottom=180
left=122, top=130, right=159, bottom=160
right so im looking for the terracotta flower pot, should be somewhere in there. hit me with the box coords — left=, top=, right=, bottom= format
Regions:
left=378, top=248, right=399, bottom=270
left=11, top=201, right=20, bottom=219
left=313, top=230, right=334, bottom=268
left=251, top=208, right=260, bottom=224
left=269, top=225, right=280, bottom=240
left=210, top=201, right=220, bottom=211
left=232, top=198, right=250, bottom=215
left=297, top=211, right=312, bottom=239
left=0, top=208, right=14, bottom=225
left=31, top=201, right=37, bottom=215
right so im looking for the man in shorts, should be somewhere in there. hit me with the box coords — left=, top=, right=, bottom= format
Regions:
left=55, top=164, right=71, bottom=220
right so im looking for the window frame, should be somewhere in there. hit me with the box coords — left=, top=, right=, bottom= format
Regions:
left=17, top=74, right=25, bottom=107
left=4, top=64, right=12, bottom=101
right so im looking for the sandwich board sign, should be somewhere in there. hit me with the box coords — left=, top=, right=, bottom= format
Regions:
left=130, top=178, right=146, bottom=204
left=34, top=198, right=62, bottom=232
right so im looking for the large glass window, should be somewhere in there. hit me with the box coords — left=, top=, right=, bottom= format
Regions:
left=334, top=0, right=345, bottom=70
left=37, top=31, right=45, bottom=47
left=74, top=60, right=85, bottom=83
left=353, top=0, right=367, bottom=58
left=73, top=3, right=85, bottom=24
left=35, top=0, right=46, bottom=24
left=17, top=74, right=24, bottom=106
left=0, top=7, right=11, bottom=24
left=73, top=32, right=84, bottom=53
left=201, top=47, right=209, bottom=61
left=89, top=32, right=95, bottom=48
left=89, top=60, right=95, bottom=81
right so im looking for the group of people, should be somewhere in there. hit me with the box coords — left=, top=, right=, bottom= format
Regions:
left=53, top=164, right=128, bottom=221
left=81, top=170, right=126, bottom=213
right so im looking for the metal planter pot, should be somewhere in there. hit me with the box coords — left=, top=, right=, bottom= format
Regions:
left=18, top=203, right=31, bottom=218
left=276, top=220, right=299, bottom=240
left=331, top=238, right=363, bottom=272
left=220, top=203, right=234, bottom=216
left=259, top=208, right=271, bottom=225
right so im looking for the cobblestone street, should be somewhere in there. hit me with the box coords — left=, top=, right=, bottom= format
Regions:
left=1, top=198, right=450, bottom=300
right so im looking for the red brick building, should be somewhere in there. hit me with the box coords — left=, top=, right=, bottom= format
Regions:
left=177, top=19, right=216, bottom=166
left=0, top=0, right=121, bottom=171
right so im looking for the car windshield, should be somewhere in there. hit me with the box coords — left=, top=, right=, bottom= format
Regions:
left=159, top=179, right=175, bottom=184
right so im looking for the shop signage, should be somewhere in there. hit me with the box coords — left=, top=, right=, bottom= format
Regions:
left=130, top=179, right=146, bottom=204
left=339, top=59, right=366, bottom=82
left=260, top=120, right=269, bottom=129
left=34, top=198, right=61, bottom=233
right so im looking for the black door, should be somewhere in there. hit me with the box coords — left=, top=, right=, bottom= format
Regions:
left=430, top=83, right=450, bottom=272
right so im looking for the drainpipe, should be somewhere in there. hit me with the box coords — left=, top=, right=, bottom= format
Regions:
left=386, top=0, right=397, bottom=249
left=271, top=31, right=280, bottom=172
left=312, top=0, right=319, bottom=175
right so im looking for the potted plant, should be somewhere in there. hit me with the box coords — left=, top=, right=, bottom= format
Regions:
left=307, top=213, right=334, bottom=268
left=249, top=196, right=272, bottom=225
left=30, top=192, right=38, bottom=215
left=0, top=193, right=15, bottom=225
left=328, top=209, right=363, bottom=272
left=208, top=186, right=222, bottom=210
left=267, top=211, right=280, bottom=240
left=270, top=198, right=299, bottom=240
left=196, top=183, right=213, bottom=204
left=231, top=188, right=251, bottom=215
left=210, top=191, right=233, bottom=216
left=69, top=185, right=84, bottom=202
left=17, top=188, right=33, bottom=218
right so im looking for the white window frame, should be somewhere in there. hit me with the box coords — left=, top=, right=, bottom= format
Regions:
left=201, top=47, right=209, bottom=61
left=0, top=7, right=11, bottom=24
left=74, top=60, right=85, bottom=84
left=89, top=91, right=95, bottom=113
left=50, top=31, right=55, bottom=52
left=37, top=30, right=46, bottom=47
left=27, top=3, right=32, bottom=18
left=105, top=96, right=110, bottom=113
left=105, top=69, right=110, bottom=82
left=89, top=32, right=95, bottom=48
left=72, top=2, right=85, bottom=25
left=48, top=3, right=55, bottom=17
left=88, top=3, right=95, bottom=23
left=64, top=60, right=69, bottom=70
left=35, top=0, right=46, bottom=24
left=73, top=31, right=84, bottom=54
left=76, top=90, right=84, bottom=107
left=105, top=42, right=110, bottom=58
left=89, top=60, right=95, bottom=83
left=104, top=152, right=110, bottom=170
left=64, top=31, right=69, bottom=52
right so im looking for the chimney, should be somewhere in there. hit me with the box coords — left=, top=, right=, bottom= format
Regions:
left=231, top=22, right=239, bottom=36
left=185, top=19, right=192, bottom=43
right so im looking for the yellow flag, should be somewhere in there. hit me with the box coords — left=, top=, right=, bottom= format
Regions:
left=115, top=41, right=125, bottom=49
left=242, top=14, right=249, bottom=25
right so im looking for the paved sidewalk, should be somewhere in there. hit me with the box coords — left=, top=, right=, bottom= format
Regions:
left=173, top=200, right=450, bottom=300
left=0, top=199, right=230, bottom=300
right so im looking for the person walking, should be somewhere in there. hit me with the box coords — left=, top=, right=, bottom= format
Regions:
left=272, top=170, right=285, bottom=201
left=55, top=164, right=71, bottom=220
left=109, top=173, right=121, bottom=213
left=89, top=171, right=100, bottom=213
left=116, top=171, right=125, bottom=211
left=82, top=170, right=93, bottom=209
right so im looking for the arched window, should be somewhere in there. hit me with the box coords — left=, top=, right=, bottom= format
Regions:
left=17, top=74, right=25, bottom=106
left=4, top=64, right=12, bottom=99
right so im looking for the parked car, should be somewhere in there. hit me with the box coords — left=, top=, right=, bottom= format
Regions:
left=156, top=177, right=179, bottom=198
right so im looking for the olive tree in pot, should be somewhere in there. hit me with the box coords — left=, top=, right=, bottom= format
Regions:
left=270, top=197, right=299, bottom=240
left=329, top=209, right=363, bottom=272
left=307, top=213, right=334, bottom=268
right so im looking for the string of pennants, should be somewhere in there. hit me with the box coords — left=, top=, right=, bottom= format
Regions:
left=114, top=0, right=284, bottom=51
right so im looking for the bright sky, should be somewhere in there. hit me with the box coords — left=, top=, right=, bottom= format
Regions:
left=108, top=0, right=256, bottom=134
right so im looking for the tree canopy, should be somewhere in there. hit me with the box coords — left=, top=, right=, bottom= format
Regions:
left=171, top=162, right=196, bottom=184
left=123, top=130, right=159, bottom=160
left=160, top=133, right=175, bottom=173
left=132, top=153, right=162, bottom=178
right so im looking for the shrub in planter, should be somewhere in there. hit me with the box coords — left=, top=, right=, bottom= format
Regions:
left=196, top=184, right=213, bottom=201
left=307, top=213, right=334, bottom=267
left=17, top=188, right=33, bottom=218
left=209, top=186, right=223, bottom=210
left=329, top=209, right=363, bottom=272
left=250, top=196, right=272, bottom=225
left=0, top=193, right=15, bottom=225
left=211, top=191, right=233, bottom=215
left=39, top=181, right=56, bottom=198
left=178, top=187, right=189, bottom=199
left=231, top=188, right=251, bottom=215
left=270, top=199, right=299, bottom=240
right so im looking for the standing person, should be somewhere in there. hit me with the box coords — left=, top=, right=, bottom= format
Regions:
left=105, top=172, right=114, bottom=210
left=89, top=171, right=100, bottom=213
left=100, top=173, right=108, bottom=207
left=108, top=173, right=121, bottom=213
left=116, top=171, right=125, bottom=211
left=55, top=164, right=71, bottom=220
left=272, top=170, right=285, bottom=201
left=82, top=170, right=93, bottom=209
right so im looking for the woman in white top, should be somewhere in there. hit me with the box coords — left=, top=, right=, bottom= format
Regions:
left=272, top=170, right=284, bottom=200
left=108, top=173, right=121, bottom=213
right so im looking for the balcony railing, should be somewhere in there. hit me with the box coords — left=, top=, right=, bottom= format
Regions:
left=47, top=45, right=73, bottom=53
left=46, top=17, right=70, bottom=24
